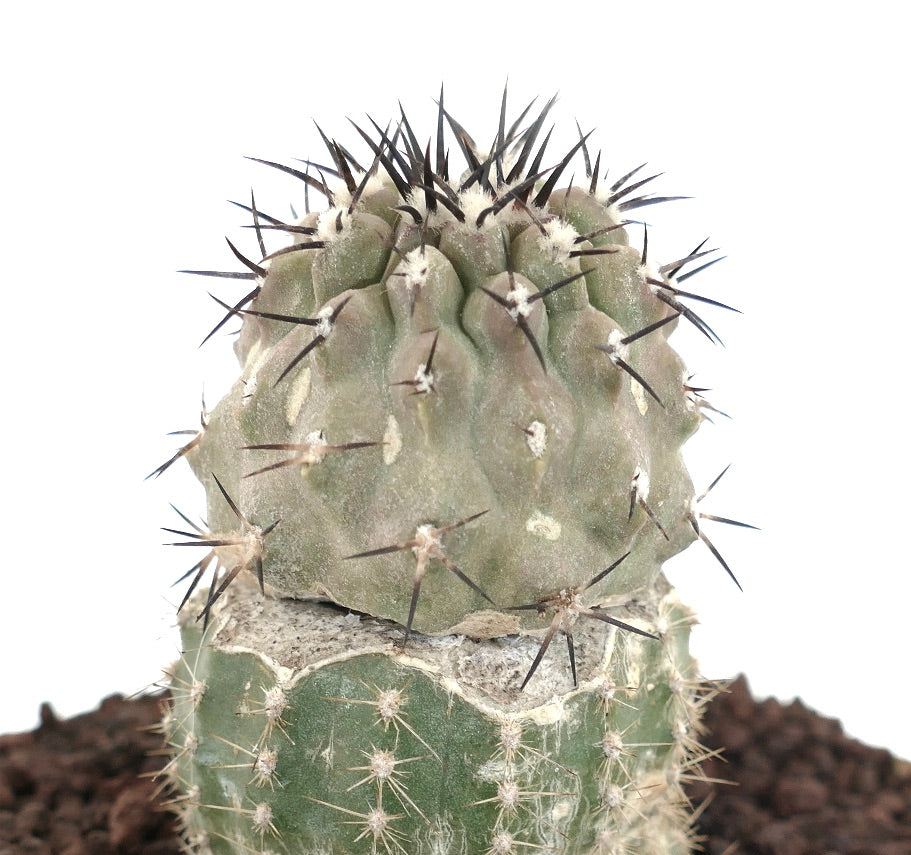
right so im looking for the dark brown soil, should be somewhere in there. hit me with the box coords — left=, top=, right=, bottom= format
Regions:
left=689, top=677, right=911, bottom=855
left=0, top=695, right=177, bottom=855
left=1, top=676, right=909, bottom=854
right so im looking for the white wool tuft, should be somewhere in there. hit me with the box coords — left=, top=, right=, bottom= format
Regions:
left=604, top=328, right=629, bottom=363
left=631, top=466, right=650, bottom=501
left=412, top=363, right=434, bottom=394
left=314, top=304, right=336, bottom=338
left=457, top=186, right=498, bottom=231
left=305, top=429, right=326, bottom=447
left=592, top=184, right=623, bottom=225
left=333, top=171, right=392, bottom=211
left=316, top=206, right=352, bottom=243
left=399, top=247, right=429, bottom=296
left=538, top=217, right=579, bottom=264
left=506, top=282, right=533, bottom=319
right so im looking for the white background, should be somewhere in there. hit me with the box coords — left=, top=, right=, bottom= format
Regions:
left=2, top=4, right=909, bottom=760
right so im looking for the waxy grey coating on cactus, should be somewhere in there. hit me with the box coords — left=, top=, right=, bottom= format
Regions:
left=156, top=86, right=751, bottom=855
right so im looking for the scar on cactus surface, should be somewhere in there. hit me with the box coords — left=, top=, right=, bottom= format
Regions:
left=153, top=86, right=756, bottom=855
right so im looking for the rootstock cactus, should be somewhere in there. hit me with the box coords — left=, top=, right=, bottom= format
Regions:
left=154, top=88, right=754, bottom=855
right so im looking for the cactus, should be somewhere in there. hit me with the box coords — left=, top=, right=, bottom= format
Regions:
left=155, top=88, right=751, bottom=855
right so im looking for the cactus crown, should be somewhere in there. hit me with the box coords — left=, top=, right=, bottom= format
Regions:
left=156, top=86, right=745, bottom=661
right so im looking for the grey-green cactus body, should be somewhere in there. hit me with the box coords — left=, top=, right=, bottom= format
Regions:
left=160, top=92, right=738, bottom=854
left=168, top=577, right=704, bottom=855
left=189, top=179, right=700, bottom=637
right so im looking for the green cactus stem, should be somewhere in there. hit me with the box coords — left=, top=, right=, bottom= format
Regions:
left=166, top=575, right=712, bottom=855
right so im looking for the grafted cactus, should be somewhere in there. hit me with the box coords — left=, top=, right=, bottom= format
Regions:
left=155, top=88, right=750, bottom=855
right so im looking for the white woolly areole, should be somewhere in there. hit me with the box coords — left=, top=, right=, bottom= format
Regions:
left=365, top=807, right=394, bottom=835
left=631, top=466, right=650, bottom=501
left=251, top=802, right=274, bottom=833
left=183, top=731, right=198, bottom=756
left=506, top=283, right=533, bottom=319
left=263, top=685, right=288, bottom=720
left=399, top=247, right=429, bottom=296
left=538, top=217, right=579, bottom=264
left=402, top=183, right=499, bottom=232
left=413, top=362, right=434, bottom=394
left=525, top=511, right=561, bottom=540
left=315, top=206, right=352, bottom=243
left=300, top=429, right=328, bottom=465
left=413, top=524, right=442, bottom=554
left=643, top=261, right=669, bottom=293
left=376, top=688, right=402, bottom=723
left=305, top=429, right=326, bottom=446
left=496, top=779, right=520, bottom=811
left=672, top=719, right=690, bottom=742
left=602, top=783, right=625, bottom=810
left=253, top=748, right=278, bottom=784
left=314, top=304, right=336, bottom=338
left=499, top=720, right=523, bottom=755
left=383, top=414, right=402, bottom=464
left=525, top=420, right=547, bottom=458
left=187, top=678, right=206, bottom=709
left=604, top=328, right=629, bottom=363
left=602, top=730, right=624, bottom=759
left=592, top=184, right=623, bottom=221
left=667, top=668, right=685, bottom=696
left=214, top=525, right=265, bottom=573
left=457, top=186, right=499, bottom=231
left=369, top=748, right=397, bottom=780
left=332, top=171, right=391, bottom=211
left=490, top=831, right=515, bottom=854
